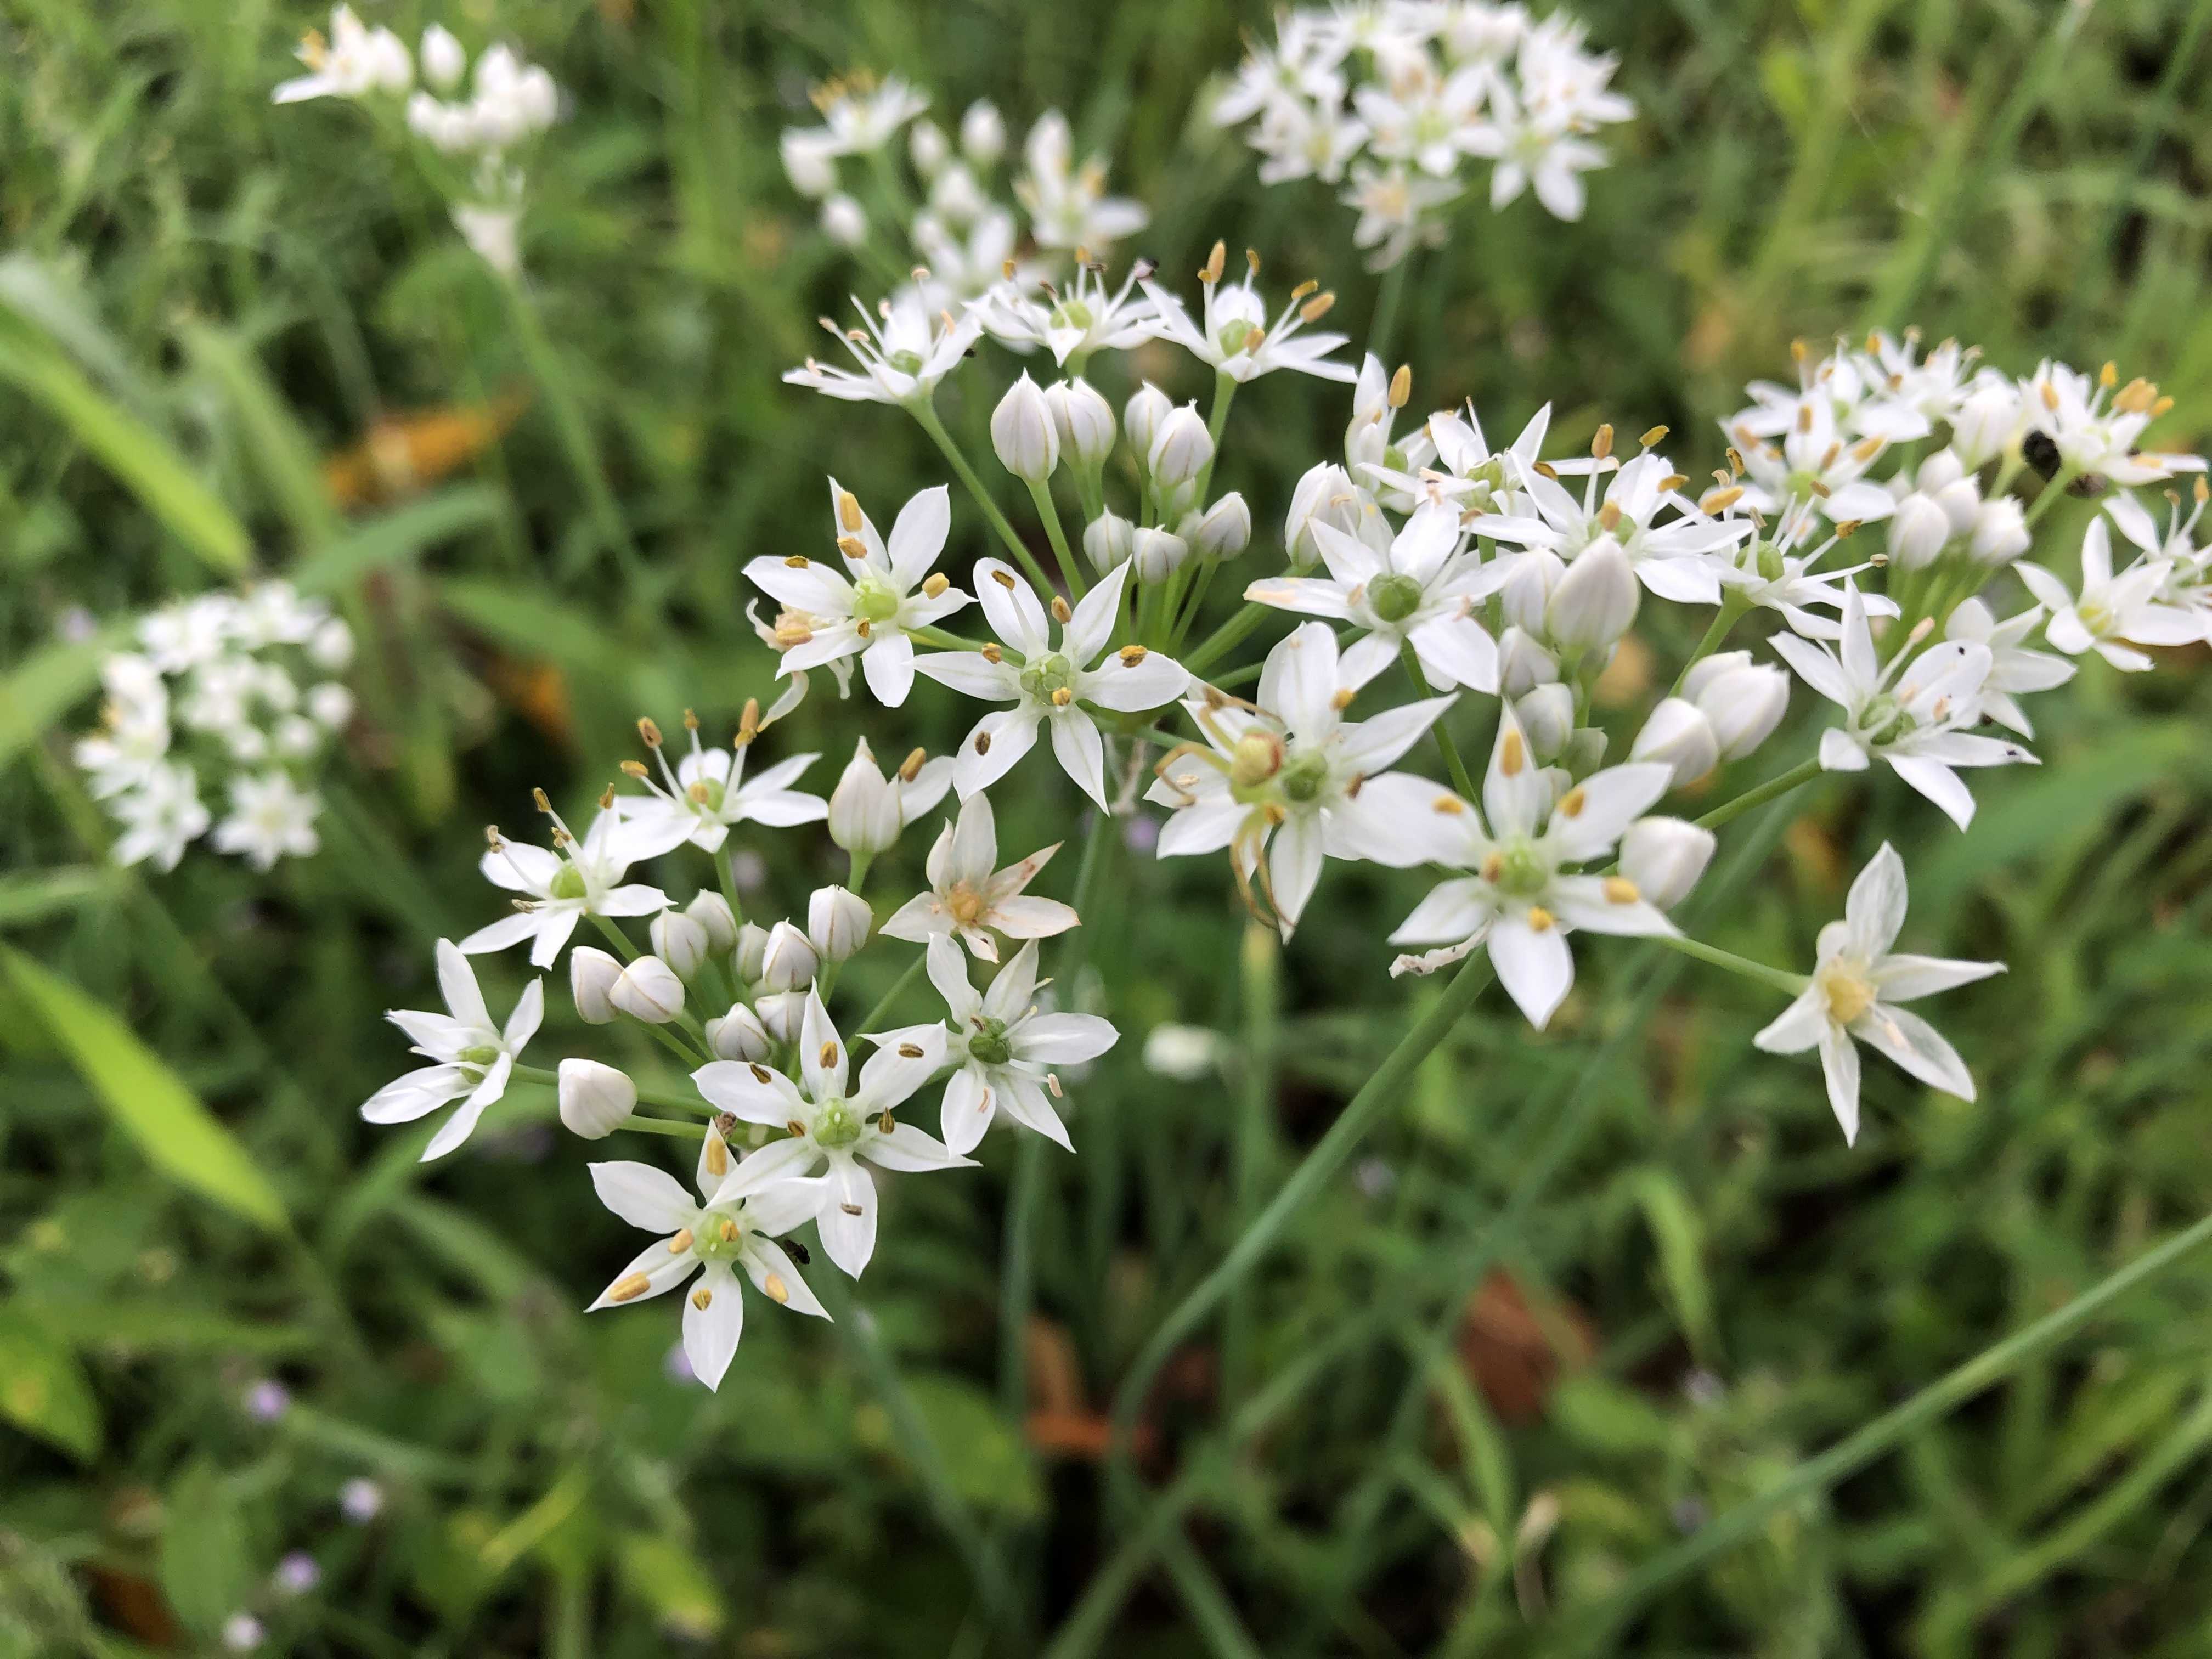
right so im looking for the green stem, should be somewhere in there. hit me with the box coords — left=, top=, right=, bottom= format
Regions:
left=1192, top=370, right=1237, bottom=506
left=1552, top=1207, right=2212, bottom=1654
left=1668, top=595, right=1748, bottom=697
left=1223, top=922, right=1281, bottom=1408
left=1400, top=643, right=1478, bottom=800
left=912, top=402, right=1059, bottom=595
left=1184, top=601, right=1273, bottom=679
left=617, top=1114, right=708, bottom=1140
left=1026, top=477, right=1088, bottom=599
left=514, top=1062, right=714, bottom=1118
left=1648, top=933, right=1807, bottom=997
left=2022, top=465, right=2082, bottom=529
left=1369, top=254, right=1414, bottom=364
left=1695, top=755, right=1823, bottom=832
left=911, top=624, right=1001, bottom=655
left=856, top=951, right=928, bottom=1034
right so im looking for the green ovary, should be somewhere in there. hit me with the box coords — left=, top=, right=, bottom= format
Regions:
left=853, top=575, right=902, bottom=624
left=1368, top=573, right=1425, bottom=624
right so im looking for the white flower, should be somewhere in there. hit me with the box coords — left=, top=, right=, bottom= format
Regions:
left=786, top=290, right=984, bottom=406
left=1942, top=599, right=2074, bottom=736
left=1014, top=111, right=1148, bottom=249
left=1367, top=400, right=1551, bottom=518
left=1729, top=397, right=1897, bottom=526
left=915, top=561, right=1190, bottom=809
left=452, top=204, right=522, bottom=277
left=1386, top=707, right=1676, bottom=1028
left=692, top=993, right=970, bottom=1277
left=463, top=805, right=675, bottom=968
left=557, top=1059, right=636, bottom=1139
left=1768, top=582, right=2035, bottom=829
left=826, top=736, right=956, bottom=857
left=1143, top=252, right=1357, bottom=385
left=1618, top=816, right=1715, bottom=910
left=2019, top=361, right=2204, bottom=487
left=1247, top=498, right=1502, bottom=691
left=272, top=5, right=411, bottom=105
left=110, top=762, right=211, bottom=871
left=1684, top=652, right=1791, bottom=759
left=1753, top=844, right=2001, bottom=1144
left=974, top=261, right=1165, bottom=366
left=990, top=373, right=1060, bottom=480
left=1460, top=50, right=1622, bottom=222
left=211, top=771, right=321, bottom=869
left=609, top=955, right=686, bottom=1024
left=2015, top=517, right=2203, bottom=672
left=419, top=24, right=466, bottom=92
left=362, top=940, right=543, bottom=1160
left=881, top=793, right=1081, bottom=961
left=743, top=482, right=970, bottom=706
left=1477, top=449, right=1746, bottom=606
left=808, top=74, right=929, bottom=156
left=616, top=722, right=826, bottom=854
left=587, top=1126, right=830, bottom=1391
left=961, top=100, right=1007, bottom=165
left=878, top=936, right=1119, bottom=1155
left=1046, top=377, right=1119, bottom=470
left=807, top=885, right=872, bottom=962
left=1146, top=622, right=1454, bottom=938
left=1342, top=161, right=1458, bottom=269
left=1713, top=499, right=1897, bottom=641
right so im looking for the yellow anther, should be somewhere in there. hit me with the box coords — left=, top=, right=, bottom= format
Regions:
left=1527, top=906, right=1556, bottom=933
left=669, top=1228, right=695, bottom=1254
left=836, top=534, right=869, bottom=560
left=1434, top=795, right=1464, bottom=814
left=1201, top=240, right=1226, bottom=283
left=991, top=568, right=1018, bottom=589
left=838, top=489, right=863, bottom=532
left=1592, top=424, right=1613, bottom=460
left=923, top=572, right=950, bottom=598
left=1602, top=877, right=1640, bottom=905
left=1639, top=425, right=1669, bottom=449
left=1388, top=364, right=1412, bottom=408
left=1051, top=595, right=1073, bottom=624
left=1300, top=292, right=1336, bottom=323
left=1119, top=645, right=1149, bottom=665
left=1558, top=786, right=1587, bottom=817
left=900, top=747, right=927, bottom=781
left=610, top=1273, right=651, bottom=1303
left=691, top=1286, right=713, bottom=1310
left=763, top=1273, right=790, bottom=1304
left=1500, top=730, right=1526, bottom=776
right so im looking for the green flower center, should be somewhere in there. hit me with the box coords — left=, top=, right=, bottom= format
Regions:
left=1818, top=964, right=1876, bottom=1026
left=1216, top=317, right=1256, bottom=356
left=2076, top=599, right=2110, bottom=636
left=967, top=1019, right=1013, bottom=1067
left=690, top=778, right=726, bottom=814
left=550, top=866, right=588, bottom=901
left=888, top=349, right=925, bottom=376
left=814, top=1100, right=864, bottom=1149
left=1491, top=838, right=1551, bottom=899
left=457, top=1043, right=500, bottom=1067
left=1369, top=572, right=1426, bottom=624
left=693, top=1209, right=748, bottom=1263
left=1278, top=750, right=1331, bottom=805
left=1755, top=540, right=1786, bottom=583
left=1051, top=298, right=1094, bottom=332
left=1858, top=693, right=1912, bottom=747
left=1018, top=652, right=1077, bottom=704
left=1782, top=467, right=1823, bottom=502
left=1228, top=730, right=1284, bottom=791
left=1383, top=443, right=1408, bottom=472
left=853, top=574, right=902, bottom=624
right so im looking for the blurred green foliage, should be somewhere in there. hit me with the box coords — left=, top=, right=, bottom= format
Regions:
left=6, top=0, right=2212, bottom=1654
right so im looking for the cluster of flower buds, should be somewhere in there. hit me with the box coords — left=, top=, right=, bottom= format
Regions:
left=74, top=583, right=354, bottom=872
left=273, top=9, right=561, bottom=275
left=1214, top=3, right=1634, bottom=267
left=781, top=75, right=1144, bottom=307
left=360, top=718, right=1116, bottom=1391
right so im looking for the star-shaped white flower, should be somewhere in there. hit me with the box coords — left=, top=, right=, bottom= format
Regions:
left=616, top=723, right=826, bottom=855
left=1247, top=498, right=1503, bottom=691
left=586, top=1125, right=830, bottom=1391
left=915, top=560, right=1190, bottom=809
left=1768, top=582, right=2036, bottom=829
left=692, top=994, right=969, bottom=1277
left=462, top=804, right=675, bottom=968
left=875, top=936, right=1119, bottom=1156
left=2014, top=517, right=2203, bottom=673
left=211, top=772, right=322, bottom=870
left=1729, top=397, right=1898, bottom=526
left=1386, top=707, right=1678, bottom=1028
left=1143, top=257, right=1357, bottom=385
left=972, top=258, right=1166, bottom=365
left=272, top=5, right=412, bottom=104
left=785, top=289, right=984, bottom=406
left=2020, top=361, right=2204, bottom=488
left=1477, top=449, right=1747, bottom=605
left=362, top=939, right=543, bottom=1160
left=1014, top=112, right=1149, bottom=250
left=1752, top=843, right=2001, bottom=1144
left=881, top=793, right=1080, bottom=961
left=1714, top=498, right=1899, bottom=641
left=1364, top=400, right=1553, bottom=517
left=1146, top=622, right=1454, bottom=938
left=805, top=74, right=929, bottom=156
left=1942, top=599, right=2074, bottom=736
left=743, top=482, right=971, bottom=706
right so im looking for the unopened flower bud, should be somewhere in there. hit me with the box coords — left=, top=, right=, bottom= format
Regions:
left=828, top=738, right=901, bottom=856
left=1499, top=550, right=1562, bottom=635
left=991, top=373, right=1060, bottom=481
left=1186, top=493, right=1252, bottom=561
left=686, top=891, right=737, bottom=955
left=1515, top=683, right=1576, bottom=761
left=1886, top=492, right=1951, bottom=571
left=781, top=129, right=837, bottom=196
left=759, top=920, right=819, bottom=992
left=1688, top=660, right=1789, bottom=760
left=1562, top=727, right=1609, bottom=777
left=1497, top=627, right=1560, bottom=698
left=1046, top=378, right=1116, bottom=471
left=807, top=885, right=872, bottom=962
left=960, top=100, right=1006, bottom=165
left=1148, top=403, right=1214, bottom=488
left=650, top=910, right=712, bottom=980
left=420, top=24, right=466, bottom=92
left=1630, top=698, right=1719, bottom=787
left=1932, top=477, right=1982, bottom=537
left=908, top=119, right=949, bottom=178
left=1951, top=383, right=2021, bottom=470
left=1131, top=527, right=1190, bottom=583
left=569, top=946, right=622, bottom=1025
left=557, top=1058, right=635, bottom=1139
left=1285, top=462, right=1359, bottom=570
left=609, top=956, right=685, bottom=1024
left=1123, top=382, right=1173, bottom=464
left=1619, top=817, right=1717, bottom=910
left=1916, top=449, right=1966, bottom=495
left=1970, top=496, right=2030, bottom=565
left=755, top=988, right=806, bottom=1042
left=1084, top=511, right=1135, bottom=573
left=1544, top=540, right=1638, bottom=652
left=1143, top=1024, right=1221, bottom=1079
left=705, top=1003, right=771, bottom=1062
left=733, top=922, right=771, bottom=985
left=820, top=194, right=868, bottom=248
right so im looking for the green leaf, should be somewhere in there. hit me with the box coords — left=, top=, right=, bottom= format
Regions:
left=0, top=866, right=110, bottom=929
left=1, top=948, right=287, bottom=1232
left=0, top=309, right=248, bottom=574
left=182, top=321, right=340, bottom=545
left=291, top=486, right=505, bottom=594
left=0, top=628, right=122, bottom=776
left=1549, top=1374, right=1678, bottom=1457
left=158, top=1460, right=250, bottom=1637
left=0, top=1307, right=102, bottom=1460
left=902, top=1373, right=1044, bottom=1521
left=616, top=1534, right=727, bottom=1641
left=1626, top=1168, right=1720, bottom=1365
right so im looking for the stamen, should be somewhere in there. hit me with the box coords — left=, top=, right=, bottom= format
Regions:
left=610, top=1273, right=651, bottom=1302
left=899, top=747, right=927, bottom=782
left=1602, top=877, right=1639, bottom=904
left=991, top=568, right=1018, bottom=589
left=690, top=1286, right=713, bottom=1310
left=1527, top=906, right=1556, bottom=933
left=669, top=1228, right=695, bottom=1254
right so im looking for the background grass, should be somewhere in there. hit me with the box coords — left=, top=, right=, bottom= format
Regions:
left=7, top=0, right=2212, bottom=1653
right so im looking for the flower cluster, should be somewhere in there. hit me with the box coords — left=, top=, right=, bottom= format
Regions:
left=74, top=583, right=354, bottom=872
left=1214, top=3, right=1633, bottom=267
left=781, top=74, right=1146, bottom=304
left=359, top=714, right=1119, bottom=1390
left=273, top=8, right=561, bottom=275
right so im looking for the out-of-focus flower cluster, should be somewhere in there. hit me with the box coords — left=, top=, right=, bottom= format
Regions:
left=1213, top=3, right=1633, bottom=267
left=273, top=7, right=561, bottom=275
left=73, top=583, right=354, bottom=872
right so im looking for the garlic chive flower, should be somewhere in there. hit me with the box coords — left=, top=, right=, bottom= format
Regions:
left=587, top=1126, right=831, bottom=1391
left=914, top=560, right=1192, bottom=809
left=1013, top=111, right=1149, bottom=250
left=786, top=291, right=984, bottom=407
left=1476, top=444, right=1747, bottom=606
left=363, top=940, right=543, bottom=1160
left=464, top=803, right=676, bottom=968
left=1730, top=397, right=1898, bottom=526
left=1941, top=600, right=2075, bottom=737
left=1769, top=583, right=2035, bottom=829
left=2014, top=517, right=2203, bottom=672
left=1712, top=498, right=1897, bottom=641
left=975, top=256, right=1166, bottom=365
left=2019, top=361, right=2205, bottom=488
left=272, top=5, right=411, bottom=105
left=826, top=736, right=955, bottom=859
left=875, top=936, right=1120, bottom=1156
left=881, top=793, right=1080, bottom=961
left=743, top=481, right=970, bottom=706
left=1387, top=708, right=1678, bottom=1028
left=1752, top=844, right=2002, bottom=1145
left=1365, top=400, right=1553, bottom=518
left=1146, top=622, right=1454, bottom=939
left=1143, top=244, right=1357, bottom=385
left=691, top=993, right=969, bottom=1278
left=615, top=712, right=826, bottom=854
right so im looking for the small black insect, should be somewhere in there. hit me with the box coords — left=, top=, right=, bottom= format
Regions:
left=2022, top=428, right=2062, bottom=481
left=2068, top=471, right=2110, bottom=499
left=777, top=1237, right=811, bottom=1267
